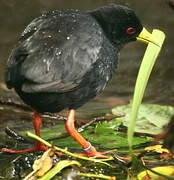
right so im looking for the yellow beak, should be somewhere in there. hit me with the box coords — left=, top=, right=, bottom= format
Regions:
left=137, top=28, right=159, bottom=47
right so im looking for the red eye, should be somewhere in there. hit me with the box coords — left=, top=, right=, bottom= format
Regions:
left=126, top=27, right=136, bottom=35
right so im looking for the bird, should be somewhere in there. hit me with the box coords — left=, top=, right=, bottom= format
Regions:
left=3, top=4, right=157, bottom=158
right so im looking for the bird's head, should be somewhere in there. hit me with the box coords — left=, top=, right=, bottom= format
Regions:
left=90, top=4, right=158, bottom=48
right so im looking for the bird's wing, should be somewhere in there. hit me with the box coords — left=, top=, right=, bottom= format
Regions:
left=6, top=12, right=103, bottom=93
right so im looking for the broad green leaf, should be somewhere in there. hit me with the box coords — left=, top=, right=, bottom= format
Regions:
left=22, top=115, right=148, bottom=151
left=23, top=103, right=174, bottom=151
left=112, top=104, right=174, bottom=134
left=39, top=121, right=149, bottom=150
left=80, top=120, right=149, bottom=149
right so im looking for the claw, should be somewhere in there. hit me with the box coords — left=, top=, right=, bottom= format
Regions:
left=78, top=147, right=116, bottom=158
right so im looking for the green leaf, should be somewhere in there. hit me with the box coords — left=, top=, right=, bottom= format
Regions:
left=22, top=103, right=173, bottom=151
left=39, top=108, right=150, bottom=149
left=25, top=104, right=174, bottom=151
left=112, top=104, right=174, bottom=135
left=39, top=120, right=149, bottom=150
left=127, top=30, right=165, bottom=149
left=81, top=120, right=149, bottom=149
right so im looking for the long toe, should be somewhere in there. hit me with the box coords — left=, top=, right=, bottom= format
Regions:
left=0, top=143, right=48, bottom=154
left=83, top=146, right=116, bottom=158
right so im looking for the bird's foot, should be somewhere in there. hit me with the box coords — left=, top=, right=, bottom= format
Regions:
left=0, top=144, right=114, bottom=158
left=0, top=142, right=47, bottom=154
left=0, top=142, right=65, bottom=156
left=79, top=145, right=116, bottom=158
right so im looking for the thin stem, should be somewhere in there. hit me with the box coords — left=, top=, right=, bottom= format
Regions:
left=27, top=132, right=114, bottom=166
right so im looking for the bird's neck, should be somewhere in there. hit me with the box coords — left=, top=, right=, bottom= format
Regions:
left=88, top=9, right=113, bottom=42
left=88, top=9, right=124, bottom=51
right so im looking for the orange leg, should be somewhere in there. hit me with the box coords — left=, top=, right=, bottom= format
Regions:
left=1, top=110, right=47, bottom=153
left=32, top=110, right=47, bottom=151
left=65, top=109, right=114, bottom=158
left=1, top=109, right=113, bottom=158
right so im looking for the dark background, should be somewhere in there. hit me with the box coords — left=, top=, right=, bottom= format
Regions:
left=0, top=0, right=173, bottom=109
left=0, top=2, right=173, bottom=178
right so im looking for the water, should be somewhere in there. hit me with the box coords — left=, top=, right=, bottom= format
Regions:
left=0, top=0, right=173, bottom=178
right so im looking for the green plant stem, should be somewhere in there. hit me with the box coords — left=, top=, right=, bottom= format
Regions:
left=27, top=132, right=114, bottom=166
left=79, top=173, right=116, bottom=180
left=127, top=29, right=165, bottom=151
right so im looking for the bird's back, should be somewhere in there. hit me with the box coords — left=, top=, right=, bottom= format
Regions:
left=5, top=9, right=117, bottom=112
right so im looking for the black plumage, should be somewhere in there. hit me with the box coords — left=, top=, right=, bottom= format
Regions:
left=5, top=4, right=143, bottom=113
left=4, top=4, right=156, bottom=157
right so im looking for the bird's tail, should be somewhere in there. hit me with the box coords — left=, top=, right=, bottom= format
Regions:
left=5, top=65, right=24, bottom=89
left=5, top=51, right=28, bottom=89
